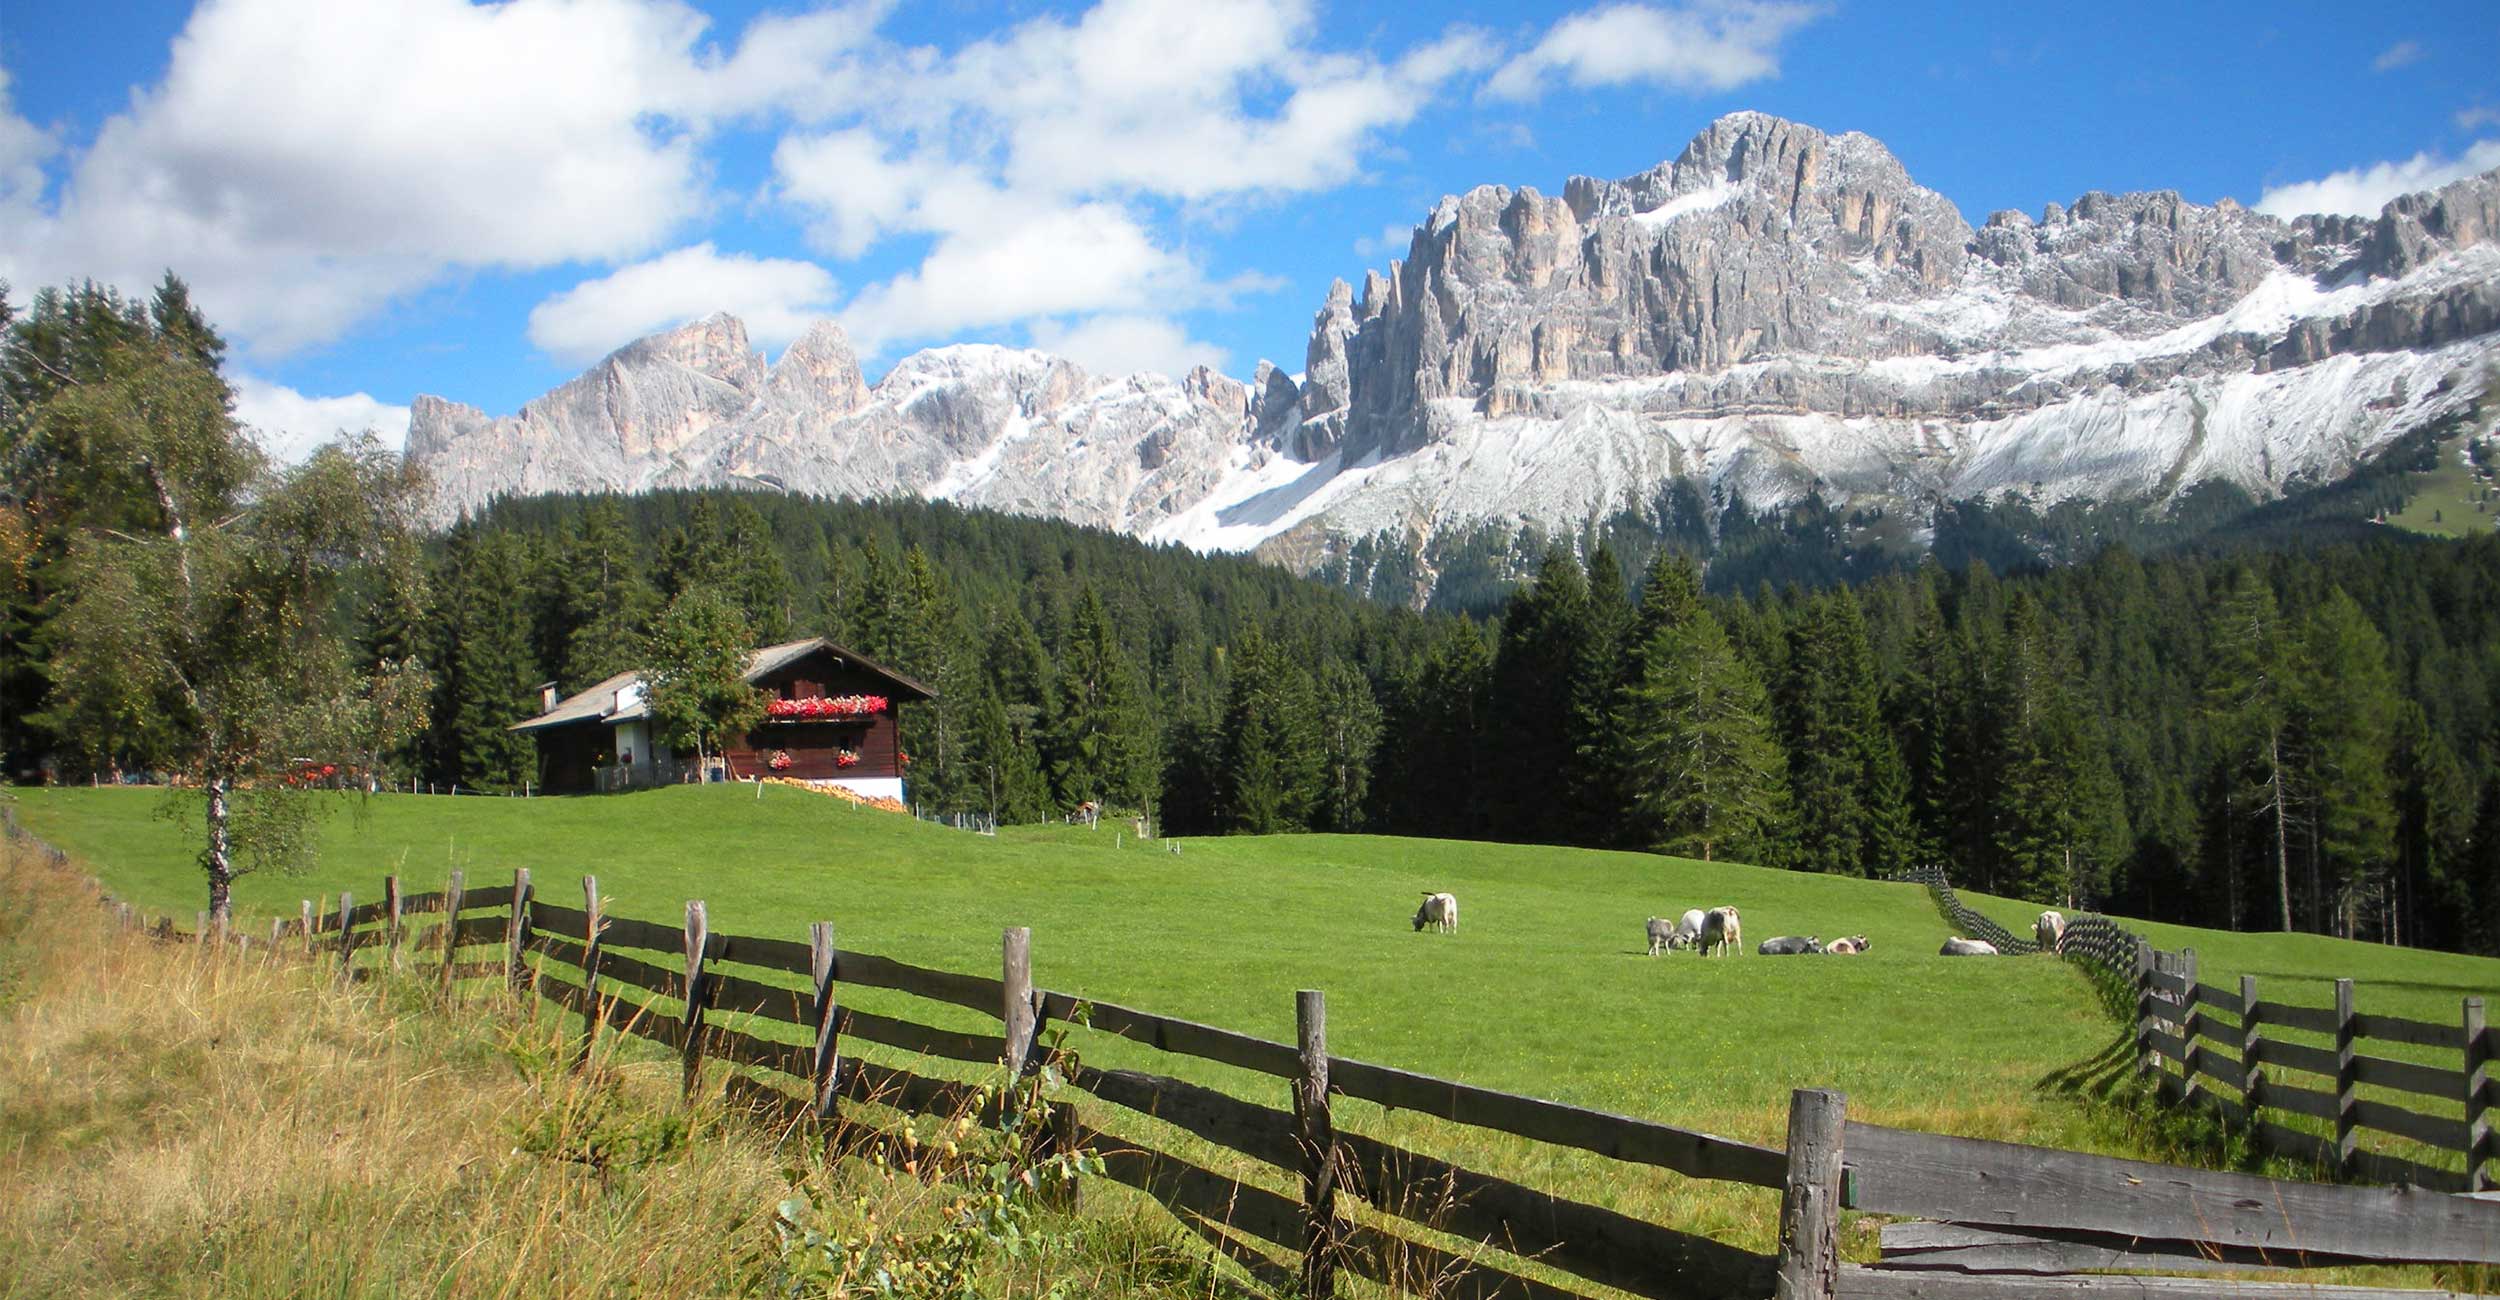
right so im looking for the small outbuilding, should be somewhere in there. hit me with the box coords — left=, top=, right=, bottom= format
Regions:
left=510, top=637, right=934, bottom=800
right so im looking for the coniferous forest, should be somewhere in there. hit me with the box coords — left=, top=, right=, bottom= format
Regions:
left=7, top=280, right=2500, bottom=954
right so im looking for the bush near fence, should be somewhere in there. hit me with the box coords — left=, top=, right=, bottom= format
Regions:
left=1910, top=864, right=2496, bottom=1196
left=26, top=822, right=2500, bottom=1300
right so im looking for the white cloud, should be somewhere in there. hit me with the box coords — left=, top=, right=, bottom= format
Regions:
left=2457, top=106, right=2500, bottom=132
left=1354, top=222, right=1415, bottom=257
left=1485, top=1, right=1821, bottom=101
left=2371, top=40, right=2422, bottom=73
left=231, top=373, right=412, bottom=462
left=2254, top=139, right=2500, bottom=218
left=0, top=0, right=837, bottom=355
left=527, top=243, right=840, bottom=366
left=1029, top=313, right=1230, bottom=379
left=0, top=68, right=55, bottom=219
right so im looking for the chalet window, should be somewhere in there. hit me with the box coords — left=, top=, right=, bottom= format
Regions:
left=791, top=680, right=824, bottom=699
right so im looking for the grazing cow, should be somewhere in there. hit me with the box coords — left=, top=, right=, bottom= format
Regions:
left=2034, top=910, right=2066, bottom=953
left=1758, top=935, right=1822, bottom=955
left=1645, top=916, right=1676, bottom=956
left=1671, top=908, right=1708, bottom=951
left=1697, top=906, right=1742, bottom=957
left=1414, top=891, right=1459, bottom=934
left=1939, top=937, right=1999, bottom=956
left=1826, top=935, right=1871, bottom=955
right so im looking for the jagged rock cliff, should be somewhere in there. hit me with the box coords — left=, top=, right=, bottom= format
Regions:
left=408, top=112, right=2500, bottom=559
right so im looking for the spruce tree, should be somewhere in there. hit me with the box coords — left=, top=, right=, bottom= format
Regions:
left=2203, top=569, right=2300, bottom=930
left=1052, top=585, right=1154, bottom=810
left=1487, top=546, right=1592, bottom=843
left=2297, top=588, right=2399, bottom=935
left=1314, top=658, right=1383, bottom=832
left=1622, top=607, right=1789, bottom=863
left=1219, top=629, right=1324, bottom=832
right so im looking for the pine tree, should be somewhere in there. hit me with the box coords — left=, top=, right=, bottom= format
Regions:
left=722, top=498, right=794, bottom=641
left=1776, top=591, right=1896, bottom=874
left=556, top=499, right=658, bottom=690
left=1052, top=585, right=1153, bottom=810
left=440, top=530, right=542, bottom=792
left=1314, top=658, right=1383, bottom=832
left=1994, top=594, right=2128, bottom=906
left=1219, top=629, right=1324, bottom=832
left=2203, top=569, right=2300, bottom=930
left=1487, top=546, right=1592, bottom=843
left=2297, top=588, right=2399, bottom=936
left=1622, top=607, right=1789, bottom=863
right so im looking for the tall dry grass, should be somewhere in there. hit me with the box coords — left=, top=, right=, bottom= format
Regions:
left=0, top=840, right=1231, bottom=1300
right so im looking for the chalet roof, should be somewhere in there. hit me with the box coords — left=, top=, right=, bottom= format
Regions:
left=508, top=636, right=935, bottom=734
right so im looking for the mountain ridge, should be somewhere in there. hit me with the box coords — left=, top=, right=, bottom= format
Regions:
left=407, top=112, right=2500, bottom=565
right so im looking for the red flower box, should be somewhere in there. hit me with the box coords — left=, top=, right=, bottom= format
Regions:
left=765, top=693, right=888, bottom=720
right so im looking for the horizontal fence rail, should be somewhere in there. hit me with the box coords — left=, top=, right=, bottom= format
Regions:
left=23, top=817, right=2499, bottom=1300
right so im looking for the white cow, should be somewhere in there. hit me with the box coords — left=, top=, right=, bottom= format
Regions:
left=1413, top=891, right=1459, bottom=934
left=1670, top=908, right=1708, bottom=952
left=1940, top=937, right=1999, bottom=956
left=1826, top=935, right=1871, bottom=955
left=2034, top=910, right=2066, bottom=954
left=1698, top=906, right=1742, bottom=957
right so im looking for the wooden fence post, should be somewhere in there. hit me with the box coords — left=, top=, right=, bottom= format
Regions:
left=2133, top=940, right=2154, bottom=1079
left=384, top=875, right=403, bottom=971
left=504, top=868, right=533, bottom=997
left=1003, top=926, right=1036, bottom=1079
left=334, top=890, right=355, bottom=981
left=301, top=899, right=316, bottom=959
left=1774, top=1088, right=1847, bottom=1300
left=195, top=910, right=207, bottom=945
left=267, top=915, right=282, bottom=956
left=213, top=909, right=229, bottom=953
left=2466, top=995, right=2490, bottom=1194
left=2240, top=975, right=2265, bottom=1146
left=2179, top=948, right=2202, bottom=1107
left=681, top=900, right=709, bottom=1100
left=2334, top=978, right=2358, bottom=1178
left=575, top=875, right=603, bottom=1072
left=1294, top=989, right=1337, bottom=1300
left=118, top=902, right=133, bottom=932
left=810, top=921, right=842, bottom=1134
left=438, top=870, right=465, bottom=996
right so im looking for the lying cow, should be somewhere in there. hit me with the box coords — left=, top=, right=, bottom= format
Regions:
left=1939, top=937, right=1999, bottom=956
left=1414, top=891, right=1459, bottom=934
left=1758, top=935, right=1822, bottom=955
left=2035, top=910, right=2066, bottom=953
left=1697, top=906, right=1742, bottom=957
left=1826, top=935, right=1871, bottom=955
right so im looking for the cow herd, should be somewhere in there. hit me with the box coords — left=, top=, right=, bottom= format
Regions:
left=1408, top=891, right=2071, bottom=963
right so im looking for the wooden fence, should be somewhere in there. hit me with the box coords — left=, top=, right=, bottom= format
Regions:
left=51, top=853, right=2500, bottom=1300
left=1909, top=865, right=2496, bottom=1195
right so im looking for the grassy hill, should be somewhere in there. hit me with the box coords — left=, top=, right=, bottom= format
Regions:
left=12, top=782, right=2497, bottom=1270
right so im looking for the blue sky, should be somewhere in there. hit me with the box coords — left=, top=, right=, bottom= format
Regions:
left=2, top=0, right=2494, bottom=458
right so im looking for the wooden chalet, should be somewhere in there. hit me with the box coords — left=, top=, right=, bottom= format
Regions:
left=509, top=637, right=935, bottom=799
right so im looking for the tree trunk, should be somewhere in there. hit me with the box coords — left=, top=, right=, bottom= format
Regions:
left=2270, top=733, right=2293, bottom=932
left=204, top=774, right=235, bottom=926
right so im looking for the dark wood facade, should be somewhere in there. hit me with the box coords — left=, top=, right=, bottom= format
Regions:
left=721, top=648, right=914, bottom=783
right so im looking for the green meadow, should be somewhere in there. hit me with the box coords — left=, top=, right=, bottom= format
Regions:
left=11, top=782, right=2497, bottom=1274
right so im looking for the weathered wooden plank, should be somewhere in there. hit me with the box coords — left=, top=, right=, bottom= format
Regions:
left=2347, top=1050, right=2464, bottom=1102
left=593, top=913, right=685, bottom=955
left=835, top=950, right=1003, bottom=1016
left=2253, top=1000, right=2338, bottom=1035
left=447, top=914, right=506, bottom=948
left=529, top=901, right=589, bottom=942
left=531, top=930, right=588, bottom=967
left=2188, top=1017, right=2240, bottom=1051
left=1294, top=989, right=1336, bottom=1300
left=706, top=971, right=813, bottom=1027
left=1087, top=1128, right=1304, bottom=1250
left=1327, top=1055, right=1790, bottom=1189
left=711, top=931, right=815, bottom=976
left=1837, top=1264, right=2474, bottom=1298
left=2190, top=1053, right=2243, bottom=1094
left=460, top=883, right=514, bottom=910
left=1072, top=1064, right=1300, bottom=1172
left=704, top=1022, right=810, bottom=1080
left=2350, top=1011, right=2462, bottom=1052
left=2252, top=1036, right=2338, bottom=1080
left=2348, top=1097, right=2467, bottom=1152
left=1879, top=1221, right=2334, bottom=1276
left=838, top=1006, right=1007, bottom=1066
left=1334, top=1126, right=1776, bottom=1300
left=2145, top=968, right=2191, bottom=998
left=1038, top=990, right=1300, bottom=1078
left=395, top=890, right=446, bottom=914
left=1842, top=1121, right=2500, bottom=1264
left=2141, top=1028, right=2188, bottom=1062
left=841, top=1057, right=992, bottom=1124
left=342, top=899, right=390, bottom=928
left=2188, top=983, right=2241, bottom=1016
left=594, top=948, right=684, bottom=1001
left=1776, top=1088, right=1846, bottom=1300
